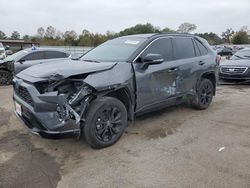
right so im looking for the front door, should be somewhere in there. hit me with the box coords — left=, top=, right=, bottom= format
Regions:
left=133, top=37, right=179, bottom=112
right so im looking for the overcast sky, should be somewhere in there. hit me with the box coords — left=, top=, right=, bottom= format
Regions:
left=1, top=0, right=250, bottom=37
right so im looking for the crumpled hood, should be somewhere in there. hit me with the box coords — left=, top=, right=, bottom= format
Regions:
left=220, top=59, right=250, bottom=67
left=17, top=59, right=117, bottom=81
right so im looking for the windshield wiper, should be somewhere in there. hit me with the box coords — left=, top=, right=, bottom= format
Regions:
left=82, top=59, right=100, bottom=63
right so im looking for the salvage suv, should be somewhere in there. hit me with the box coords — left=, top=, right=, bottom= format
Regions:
left=13, top=34, right=218, bottom=148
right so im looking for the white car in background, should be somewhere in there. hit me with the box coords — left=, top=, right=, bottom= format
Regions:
left=0, top=43, right=6, bottom=60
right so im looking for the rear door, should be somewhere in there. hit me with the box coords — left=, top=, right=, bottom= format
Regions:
left=172, top=37, right=202, bottom=95
left=14, top=51, right=45, bottom=73
left=193, top=38, right=213, bottom=83
left=134, top=37, right=179, bottom=112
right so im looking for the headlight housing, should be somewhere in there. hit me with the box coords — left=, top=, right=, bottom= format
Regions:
left=68, top=85, right=92, bottom=106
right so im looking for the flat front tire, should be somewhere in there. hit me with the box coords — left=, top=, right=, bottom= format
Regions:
left=84, top=97, right=128, bottom=149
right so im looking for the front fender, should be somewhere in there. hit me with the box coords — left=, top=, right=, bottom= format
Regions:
left=83, top=63, right=134, bottom=92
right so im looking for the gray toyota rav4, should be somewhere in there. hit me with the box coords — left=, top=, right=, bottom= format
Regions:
left=13, top=34, right=218, bottom=148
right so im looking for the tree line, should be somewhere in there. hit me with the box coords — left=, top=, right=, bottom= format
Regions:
left=0, top=23, right=249, bottom=46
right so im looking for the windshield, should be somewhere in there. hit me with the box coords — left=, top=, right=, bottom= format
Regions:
left=230, top=49, right=250, bottom=60
left=80, top=37, right=146, bottom=62
left=0, top=43, right=4, bottom=49
left=4, top=50, right=29, bottom=62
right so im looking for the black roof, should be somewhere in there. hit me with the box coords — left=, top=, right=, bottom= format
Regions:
left=119, top=33, right=197, bottom=39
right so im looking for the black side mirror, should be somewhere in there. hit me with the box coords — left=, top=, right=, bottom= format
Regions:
left=140, top=53, right=164, bottom=69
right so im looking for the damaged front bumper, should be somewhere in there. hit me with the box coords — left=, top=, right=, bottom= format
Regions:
left=13, top=78, right=89, bottom=139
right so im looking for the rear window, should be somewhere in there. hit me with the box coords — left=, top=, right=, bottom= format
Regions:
left=173, top=38, right=195, bottom=59
left=45, top=51, right=68, bottom=59
left=195, top=39, right=208, bottom=56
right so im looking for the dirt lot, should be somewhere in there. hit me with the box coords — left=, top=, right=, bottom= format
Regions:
left=0, top=85, right=250, bottom=188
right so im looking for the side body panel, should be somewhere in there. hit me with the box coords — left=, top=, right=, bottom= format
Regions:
left=133, top=61, right=178, bottom=112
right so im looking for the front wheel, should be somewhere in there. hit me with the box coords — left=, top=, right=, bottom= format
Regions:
left=84, top=97, right=128, bottom=149
left=192, top=78, right=214, bottom=110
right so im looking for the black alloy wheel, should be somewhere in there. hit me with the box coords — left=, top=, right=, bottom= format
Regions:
left=84, top=97, right=127, bottom=149
left=192, top=78, right=214, bottom=110
left=95, top=106, right=123, bottom=142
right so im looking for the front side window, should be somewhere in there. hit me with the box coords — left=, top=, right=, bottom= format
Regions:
left=141, top=38, right=173, bottom=61
left=173, top=38, right=196, bottom=59
left=81, top=37, right=146, bottom=62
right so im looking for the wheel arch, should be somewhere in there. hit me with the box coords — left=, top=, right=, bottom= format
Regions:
left=104, top=87, right=134, bottom=121
left=199, top=71, right=216, bottom=95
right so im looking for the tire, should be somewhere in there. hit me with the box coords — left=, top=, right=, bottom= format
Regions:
left=84, top=97, right=128, bottom=149
left=192, top=78, right=214, bottom=110
left=0, top=70, right=12, bottom=86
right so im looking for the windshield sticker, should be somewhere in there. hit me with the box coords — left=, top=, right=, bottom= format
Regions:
left=125, top=40, right=140, bottom=45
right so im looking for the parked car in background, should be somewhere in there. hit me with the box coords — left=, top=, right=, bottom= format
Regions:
left=219, top=48, right=250, bottom=81
left=5, top=49, right=14, bottom=56
left=0, top=48, right=71, bottom=85
left=13, top=33, right=218, bottom=148
left=0, top=43, right=6, bottom=60
left=217, top=47, right=234, bottom=56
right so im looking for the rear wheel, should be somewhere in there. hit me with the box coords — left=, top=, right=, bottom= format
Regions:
left=84, top=97, right=127, bottom=149
left=0, top=70, right=12, bottom=86
left=192, top=78, right=214, bottom=110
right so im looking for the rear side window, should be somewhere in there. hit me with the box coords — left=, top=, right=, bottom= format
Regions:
left=23, top=52, right=45, bottom=61
left=142, top=38, right=173, bottom=61
left=173, top=38, right=195, bottom=59
left=45, top=51, right=68, bottom=59
left=195, top=39, right=208, bottom=56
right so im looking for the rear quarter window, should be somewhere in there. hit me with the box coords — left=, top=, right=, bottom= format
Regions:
left=173, top=38, right=196, bottom=59
left=195, top=39, right=208, bottom=56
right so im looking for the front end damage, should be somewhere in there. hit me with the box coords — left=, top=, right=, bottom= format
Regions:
left=13, top=76, right=95, bottom=139
left=13, top=60, right=135, bottom=139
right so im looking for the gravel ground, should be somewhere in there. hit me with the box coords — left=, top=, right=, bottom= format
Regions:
left=0, top=85, right=250, bottom=188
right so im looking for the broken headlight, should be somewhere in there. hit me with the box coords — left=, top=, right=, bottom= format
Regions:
left=55, top=82, right=93, bottom=121
left=68, top=85, right=92, bottom=106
